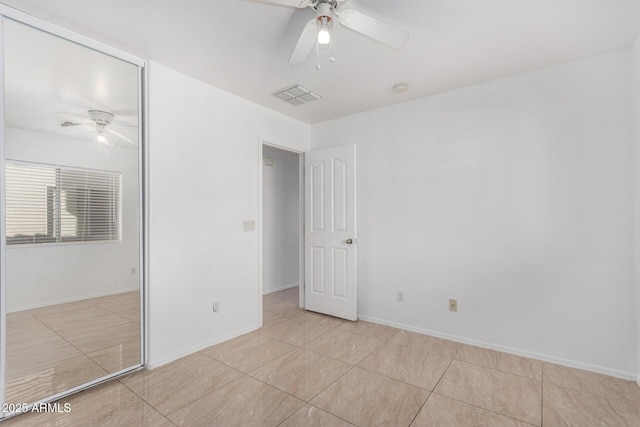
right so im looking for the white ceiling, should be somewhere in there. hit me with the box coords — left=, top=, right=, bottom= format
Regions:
left=4, top=18, right=139, bottom=146
left=2, top=0, right=640, bottom=124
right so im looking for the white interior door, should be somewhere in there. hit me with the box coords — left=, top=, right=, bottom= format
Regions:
left=305, top=145, right=357, bottom=321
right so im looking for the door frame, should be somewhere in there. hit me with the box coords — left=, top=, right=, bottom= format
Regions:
left=258, top=138, right=305, bottom=326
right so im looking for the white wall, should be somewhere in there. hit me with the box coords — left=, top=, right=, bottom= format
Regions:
left=311, top=49, right=636, bottom=377
left=632, top=34, right=640, bottom=382
left=5, top=127, right=139, bottom=311
left=147, top=61, right=309, bottom=367
left=262, top=145, right=299, bottom=294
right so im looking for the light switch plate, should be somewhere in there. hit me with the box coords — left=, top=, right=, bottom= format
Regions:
left=243, top=220, right=256, bottom=232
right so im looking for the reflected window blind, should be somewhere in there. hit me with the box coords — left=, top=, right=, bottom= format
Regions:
left=6, top=161, right=122, bottom=245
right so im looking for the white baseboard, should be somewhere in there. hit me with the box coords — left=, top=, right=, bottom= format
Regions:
left=145, top=324, right=260, bottom=370
left=263, top=283, right=298, bottom=295
left=7, top=287, right=139, bottom=313
left=357, top=314, right=637, bottom=381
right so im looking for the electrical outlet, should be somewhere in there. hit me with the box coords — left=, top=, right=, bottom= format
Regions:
left=397, top=291, right=404, bottom=302
left=449, top=299, right=457, bottom=312
left=212, top=301, right=220, bottom=313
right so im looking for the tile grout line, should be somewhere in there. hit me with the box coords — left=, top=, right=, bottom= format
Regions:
left=196, top=337, right=363, bottom=423
left=274, top=407, right=299, bottom=426
left=29, top=298, right=138, bottom=356
left=430, top=349, right=457, bottom=395
left=453, top=357, right=543, bottom=382
left=18, top=312, right=110, bottom=377
left=94, top=302, right=140, bottom=324
left=117, top=379, right=178, bottom=426
left=305, top=363, right=358, bottom=404
left=121, top=356, right=248, bottom=420
left=337, top=325, right=400, bottom=343
left=301, top=328, right=385, bottom=364
left=225, top=372, right=312, bottom=424
left=542, top=377, right=640, bottom=416
left=233, top=335, right=359, bottom=408
left=354, top=359, right=445, bottom=394
left=439, top=345, right=539, bottom=425
left=162, top=372, right=252, bottom=422
left=278, top=402, right=356, bottom=427
left=87, top=291, right=139, bottom=316
left=406, top=391, right=432, bottom=427
left=452, top=358, right=543, bottom=385
left=431, top=357, right=541, bottom=426
left=256, top=324, right=368, bottom=364
left=300, top=364, right=360, bottom=424
left=255, top=292, right=364, bottom=419
left=541, top=373, right=640, bottom=406
left=198, top=337, right=300, bottom=374
left=402, top=341, right=456, bottom=426
left=353, top=341, right=447, bottom=393
left=428, top=391, right=539, bottom=427
left=256, top=319, right=340, bottom=346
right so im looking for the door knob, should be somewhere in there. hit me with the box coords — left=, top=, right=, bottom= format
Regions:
left=346, top=238, right=353, bottom=244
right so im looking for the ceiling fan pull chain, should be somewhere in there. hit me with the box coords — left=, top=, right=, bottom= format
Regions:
left=316, top=40, right=321, bottom=70
left=329, top=23, right=336, bottom=63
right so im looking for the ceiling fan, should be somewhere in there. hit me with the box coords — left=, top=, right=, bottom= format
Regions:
left=250, top=0, right=409, bottom=64
left=54, top=110, right=137, bottom=145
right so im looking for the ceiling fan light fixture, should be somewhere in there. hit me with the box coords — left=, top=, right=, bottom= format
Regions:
left=316, top=2, right=333, bottom=45
left=318, top=25, right=331, bottom=45
left=318, top=18, right=331, bottom=45
left=97, top=133, right=107, bottom=143
left=263, top=0, right=410, bottom=66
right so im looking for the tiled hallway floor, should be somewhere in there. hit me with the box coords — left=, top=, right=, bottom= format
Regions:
left=5, top=287, right=640, bottom=426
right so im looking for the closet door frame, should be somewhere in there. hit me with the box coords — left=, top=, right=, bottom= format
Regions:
left=0, top=4, right=147, bottom=416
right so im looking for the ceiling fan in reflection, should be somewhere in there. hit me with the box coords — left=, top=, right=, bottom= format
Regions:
left=54, top=110, right=137, bottom=145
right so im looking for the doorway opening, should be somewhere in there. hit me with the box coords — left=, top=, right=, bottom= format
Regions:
left=259, top=143, right=304, bottom=325
left=259, top=142, right=357, bottom=324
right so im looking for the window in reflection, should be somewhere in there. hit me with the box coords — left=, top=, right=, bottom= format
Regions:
left=6, top=161, right=122, bottom=245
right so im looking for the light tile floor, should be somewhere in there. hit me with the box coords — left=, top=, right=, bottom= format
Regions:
left=5, top=287, right=640, bottom=426
left=5, top=292, right=140, bottom=405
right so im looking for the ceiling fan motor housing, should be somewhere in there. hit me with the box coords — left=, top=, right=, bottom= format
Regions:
left=316, top=1, right=333, bottom=22
left=88, top=110, right=114, bottom=128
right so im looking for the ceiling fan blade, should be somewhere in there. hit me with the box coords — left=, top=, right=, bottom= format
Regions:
left=244, top=0, right=313, bottom=8
left=111, top=118, right=138, bottom=128
left=54, top=111, right=92, bottom=125
left=105, top=128, right=137, bottom=144
left=59, top=124, right=93, bottom=135
left=338, top=9, right=409, bottom=49
left=289, top=19, right=317, bottom=64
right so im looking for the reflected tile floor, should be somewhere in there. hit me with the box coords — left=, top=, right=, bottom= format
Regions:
left=5, top=292, right=140, bottom=405
left=5, top=286, right=640, bottom=426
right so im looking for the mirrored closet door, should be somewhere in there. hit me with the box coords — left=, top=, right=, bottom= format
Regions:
left=1, top=15, right=144, bottom=409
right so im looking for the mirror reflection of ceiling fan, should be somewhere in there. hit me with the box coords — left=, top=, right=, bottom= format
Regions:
left=250, top=0, right=409, bottom=64
left=54, top=110, right=137, bottom=145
